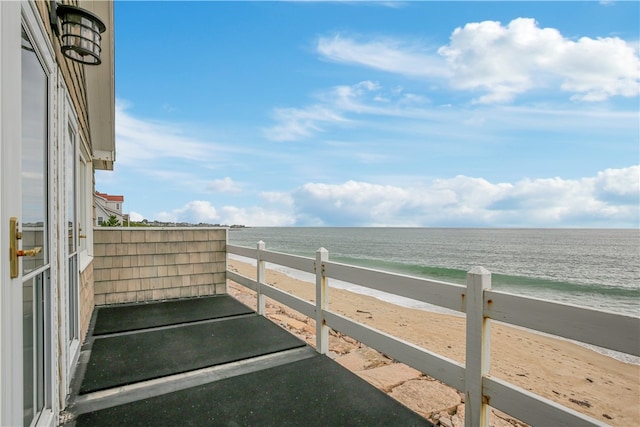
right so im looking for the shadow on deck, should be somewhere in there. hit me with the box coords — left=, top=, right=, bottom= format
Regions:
left=63, top=294, right=432, bottom=426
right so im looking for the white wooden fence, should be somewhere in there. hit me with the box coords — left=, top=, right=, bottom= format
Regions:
left=227, top=242, right=639, bottom=427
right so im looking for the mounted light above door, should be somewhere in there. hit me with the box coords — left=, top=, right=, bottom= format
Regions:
left=50, top=1, right=106, bottom=65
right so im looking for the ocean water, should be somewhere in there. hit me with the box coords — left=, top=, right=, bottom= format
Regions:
left=229, top=228, right=640, bottom=363
left=229, top=227, right=639, bottom=317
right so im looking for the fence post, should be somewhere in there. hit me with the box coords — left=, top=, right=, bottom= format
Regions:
left=315, top=247, right=329, bottom=354
left=465, top=266, right=492, bottom=427
left=256, top=240, right=266, bottom=315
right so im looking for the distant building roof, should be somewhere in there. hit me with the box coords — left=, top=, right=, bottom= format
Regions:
left=96, top=191, right=124, bottom=202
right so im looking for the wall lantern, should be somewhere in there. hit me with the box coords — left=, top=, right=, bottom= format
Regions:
left=50, top=1, right=106, bottom=65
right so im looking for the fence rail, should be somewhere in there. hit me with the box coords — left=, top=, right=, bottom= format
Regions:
left=227, top=242, right=639, bottom=427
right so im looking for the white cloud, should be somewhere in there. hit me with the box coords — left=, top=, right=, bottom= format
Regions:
left=270, top=23, right=639, bottom=141
left=115, top=101, right=228, bottom=165
left=157, top=201, right=219, bottom=224
left=150, top=166, right=638, bottom=227
left=291, top=166, right=639, bottom=227
left=377, top=2, right=409, bottom=9
left=263, top=76, right=636, bottom=144
left=207, top=177, right=242, bottom=193
left=325, top=80, right=421, bottom=114
left=316, top=19, right=640, bottom=104
left=263, top=81, right=435, bottom=141
left=317, top=34, right=449, bottom=78
left=129, top=211, right=144, bottom=222
left=439, top=17, right=640, bottom=103
left=262, top=105, right=348, bottom=142
left=354, top=152, right=388, bottom=164
left=260, top=191, right=294, bottom=207
left=294, top=180, right=415, bottom=225
left=292, top=178, right=495, bottom=226
left=140, top=169, right=200, bottom=183
left=594, top=166, right=640, bottom=196
left=219, top=206, right=295, bottom=227
left=556, top=36, right=640, bottom=101
left=156, top=200, right=295, bottom=226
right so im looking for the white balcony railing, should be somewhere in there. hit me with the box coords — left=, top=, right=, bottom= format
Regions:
left=227, top=241, right=639, bottom=427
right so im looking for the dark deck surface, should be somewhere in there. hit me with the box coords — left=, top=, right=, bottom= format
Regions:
left=92, top=294, right=255, bottom=335
left=65, top=294, right=432, bottom=426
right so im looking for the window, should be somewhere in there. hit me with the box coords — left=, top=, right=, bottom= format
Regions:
left=78, top=144, right=91, bottom=262
left=20, top=21, right=53, bottom=426
left=65, top=120, right=79, bottom=348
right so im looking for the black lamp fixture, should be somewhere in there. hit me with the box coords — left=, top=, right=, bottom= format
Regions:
left=50, top=1, right=106, bottom=65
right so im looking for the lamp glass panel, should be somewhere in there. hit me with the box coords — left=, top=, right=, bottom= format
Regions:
left=58, top=7, right=104, bottom=65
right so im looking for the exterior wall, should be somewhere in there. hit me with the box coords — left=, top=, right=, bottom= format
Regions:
left=79, top=263, right=94, bottom=344
left=95, top=203, right=111, bottom=225
left=36, top=0, right=99, bottom=354
left=93, top=228, right=227, bottom=305
left=36, top=1, right=92, bottom=146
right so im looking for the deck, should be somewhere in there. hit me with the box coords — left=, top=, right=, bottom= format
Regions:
left=84, top=229, right=639, bottom=426
left=63, top=294, right=432, bottom=426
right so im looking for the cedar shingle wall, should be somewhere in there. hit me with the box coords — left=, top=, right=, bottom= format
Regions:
left=93, top=228, right=228, bottom=305
left=79, top=263, right=94, bottom=343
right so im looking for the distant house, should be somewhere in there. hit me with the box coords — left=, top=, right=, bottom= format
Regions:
left=95, top=191, right=125, bottom=225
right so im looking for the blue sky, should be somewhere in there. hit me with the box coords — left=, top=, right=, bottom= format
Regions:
left=97, top=1, right=640, bottom=227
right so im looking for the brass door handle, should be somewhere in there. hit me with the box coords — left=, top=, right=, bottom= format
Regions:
left=17, top=247, right=42, bottom=257
left=10, top=217, right=43, bottom=278
left=10, top=217, right=19, bottom=278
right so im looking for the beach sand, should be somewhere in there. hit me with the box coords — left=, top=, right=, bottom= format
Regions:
left=228, top=258, right=639, bottom=426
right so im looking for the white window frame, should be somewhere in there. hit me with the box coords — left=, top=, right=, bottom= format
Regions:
left=78, top=132, right=93, bottom=270
left=59, top=83, right=84, bottom=387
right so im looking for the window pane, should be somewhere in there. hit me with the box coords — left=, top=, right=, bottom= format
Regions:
left=78, top=157, right=87, bottom=252
left=66, top=124, right=76, bottom=254
left=21, top=28, right=47, bottom=275
left=22, top=26, right=49, bottom=426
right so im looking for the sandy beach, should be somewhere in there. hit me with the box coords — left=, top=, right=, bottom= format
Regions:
left=228, top=258, right=639, bottom=426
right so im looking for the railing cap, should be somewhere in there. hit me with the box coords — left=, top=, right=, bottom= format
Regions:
left=468, top=266, right=491, bottom=276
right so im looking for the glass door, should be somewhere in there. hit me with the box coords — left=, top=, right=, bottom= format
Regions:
left=21, top=26, right=51, bottom=427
